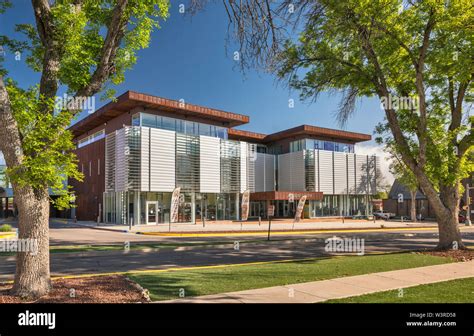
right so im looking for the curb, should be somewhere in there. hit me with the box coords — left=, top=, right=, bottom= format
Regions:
left=136, top=225, right=440, bottom=237
left=0, top=233, right=16, bottom=239
left=69, top=222, right=130, bottom=233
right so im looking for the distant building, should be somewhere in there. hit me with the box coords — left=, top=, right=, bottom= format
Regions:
left=383, top=176, right=474, bottom=221
left=383, top=180, right=435, bottom=219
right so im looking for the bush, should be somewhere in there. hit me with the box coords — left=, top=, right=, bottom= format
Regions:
left=0, top=224, right=13, bottom=232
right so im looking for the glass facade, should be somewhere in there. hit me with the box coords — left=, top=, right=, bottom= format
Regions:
left=309, top=195, right=371, bottom=218
left=104, top=190, right=240, bottom=225
left=290, top=139, right=355, bottom=153
left=133, top=112, right=228, bottom=139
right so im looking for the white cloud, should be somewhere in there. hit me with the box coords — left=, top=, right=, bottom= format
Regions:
left=0, top=151, right=4, bottom=165
left=356, top=144, right=394, bottom=185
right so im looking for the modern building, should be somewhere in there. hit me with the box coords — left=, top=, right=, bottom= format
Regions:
left=69, top=91, right=380, bottom=225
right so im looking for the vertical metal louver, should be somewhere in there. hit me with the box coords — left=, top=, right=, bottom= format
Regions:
left=305, top=150, right=315, bottom=192
left=105, top=132, right=116, bottom=192
left=125, top=126, right=141, bottom=191
left=247, top=143, right=257, bottom=192
left=220, top=140, right=241, bottom=193
left=175, top=133, right=200, bottom=192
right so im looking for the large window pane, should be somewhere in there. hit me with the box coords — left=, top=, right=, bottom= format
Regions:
left=132, top=114, right=140, bottom=126
left=324, top=141, right=334, bottom=151
left=142, top=113, right=157, bottom=128
left=162, top=117, right=175, bottom=131
left=200, top=123, right=211, bottom=136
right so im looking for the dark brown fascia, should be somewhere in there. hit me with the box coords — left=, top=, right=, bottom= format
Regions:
left=69, top=91, right=250, bottom=138
left=227, top=128, right=267, bottom=143
left=229, top=124, right=371, bottom=144
left=263, top=125, right=371, bottom=143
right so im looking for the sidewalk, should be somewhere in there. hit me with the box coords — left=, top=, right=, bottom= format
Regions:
left=158, top=260, right=474, bottom=303
left=73, top=218, right=439, bottom=234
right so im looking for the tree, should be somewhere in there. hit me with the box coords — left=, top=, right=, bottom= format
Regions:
left=192, top=0, right=473, bottom=250
left=390, top=152, right=419, bottom=221
left=0, top=0, right=169, bottom=299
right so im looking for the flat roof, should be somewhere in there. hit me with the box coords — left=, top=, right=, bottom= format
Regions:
left=69, top=91, right=250, bottom=137
left=229, top=124, right=371, bottom=144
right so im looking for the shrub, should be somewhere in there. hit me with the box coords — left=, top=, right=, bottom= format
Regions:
left=0, top=224, right=13, bottom=232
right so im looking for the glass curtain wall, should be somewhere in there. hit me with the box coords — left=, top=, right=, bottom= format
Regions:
left=290, top=139, right=355, bottom=153
left=309, top=195, right=371, bottom=218
left=134, top=112, right=228, bottom=139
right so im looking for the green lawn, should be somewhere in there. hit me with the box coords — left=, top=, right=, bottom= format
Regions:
left=127, top=252, right=454, bottom=301
left=325, top=277, right=474, bottom=303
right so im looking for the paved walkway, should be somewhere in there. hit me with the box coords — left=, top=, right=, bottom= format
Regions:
left=159, top=260, right=474, bottom=303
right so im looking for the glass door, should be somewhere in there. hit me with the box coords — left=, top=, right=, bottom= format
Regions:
left=146, top=201, right=158, bottom=225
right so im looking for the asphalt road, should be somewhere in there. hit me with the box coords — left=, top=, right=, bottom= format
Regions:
left=1, top=228, right=473, bottom=281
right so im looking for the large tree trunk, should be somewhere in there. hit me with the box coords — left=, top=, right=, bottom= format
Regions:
left=410, top=190, right=417, bottom=222
left=428, top=184, right=465, bottom=250
left=11, top=186, right=51, bottom=298
left=0, top=76, right=52, bottom=298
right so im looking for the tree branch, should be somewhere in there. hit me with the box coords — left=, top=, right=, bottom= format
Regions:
left=75, top=0, right=129, bottom=100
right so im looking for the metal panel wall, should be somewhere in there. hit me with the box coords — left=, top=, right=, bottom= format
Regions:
left=333, top=152, right=347, bottom=194
left=355, top=154, right=368, bottom=195
left=150, top=128, right=176, bottom=192
left=240, top=142, right=248, bottom=193
left=253, top=152, right=276, bottom=192
left=347, top=153, right=356, bottom=194
left=318, top=150, right=334, bottom=194
left=200, top=135, right=221, bottom=193
left=140, top=127, right=150, bottom=191
left=264, top=153, right=275, bottom=192
left=277, top=151, right=305, bottom=191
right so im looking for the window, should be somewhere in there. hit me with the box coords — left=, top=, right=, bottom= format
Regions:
left=162, top=117, right=175, bottom=131
left=290, top=139, right=305, bottom=152
left=77, top=130, right=105, bottom=148
left=142, top=114, right=157, bottom=128
left=324, top=141, right=335, bottom=151
left=132, top=114, right=140, bottom=126
left=134, top=112, right=229, bottom=139
left=78, top=138, right=89, bottom=148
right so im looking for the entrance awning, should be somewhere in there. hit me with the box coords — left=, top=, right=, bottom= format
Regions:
left=250, top=191, right=323, bottom=201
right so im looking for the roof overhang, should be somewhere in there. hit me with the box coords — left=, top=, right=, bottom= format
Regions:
left=228, top=128, right=267, bottom=143
left=229, top=125, right=371, bottom=144
left=263, top=125, right=371, bottom=143
left=250, top=191, right=323, bottom=201
left=69, top=91, right=250, bottom=137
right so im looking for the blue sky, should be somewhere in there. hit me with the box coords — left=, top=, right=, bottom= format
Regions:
left=1, top=1, right=392, bottom=179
